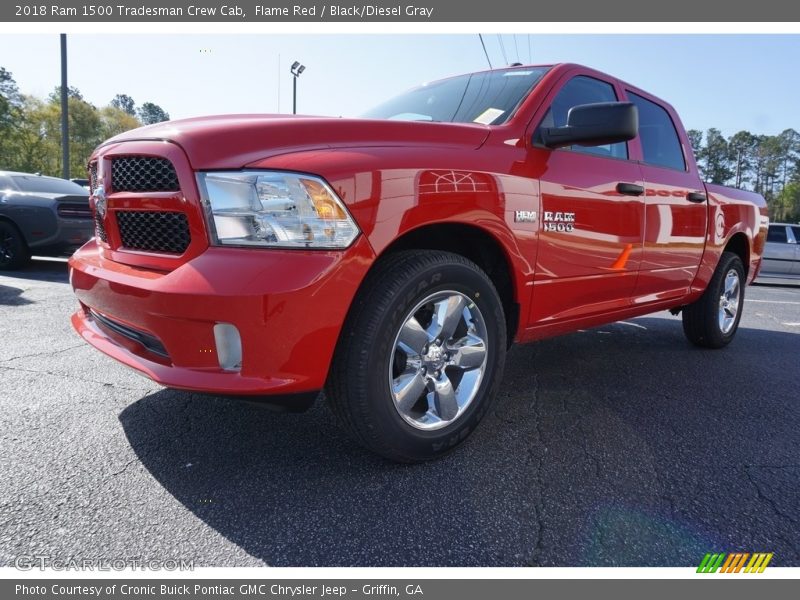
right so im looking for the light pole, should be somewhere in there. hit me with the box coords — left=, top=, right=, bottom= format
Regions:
left=290, top=61, right=305, bottom=115
left=60, top=34, right=69, bottom=179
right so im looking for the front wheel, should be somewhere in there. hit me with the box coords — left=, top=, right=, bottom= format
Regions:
left=0, top=221, right=30, bottom=271
left=682, top=251, right=745, bottom=348
left=326, top=250, right=507, bottom=462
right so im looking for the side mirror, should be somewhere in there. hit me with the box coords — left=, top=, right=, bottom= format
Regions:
left=540, top=102, right=638, bottom=149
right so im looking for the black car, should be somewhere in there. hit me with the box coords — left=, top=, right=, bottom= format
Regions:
left=0, top=171, right=94, bottom=270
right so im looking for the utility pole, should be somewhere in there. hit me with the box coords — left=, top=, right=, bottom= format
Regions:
left=60, top=33, right=69, bottom=179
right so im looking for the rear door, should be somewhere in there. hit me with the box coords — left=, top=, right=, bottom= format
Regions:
left=763, top=225, right=796, bottom=275
left=525, top=73, right=646, bottom=325
left=625, top=90, right=708, bottom=302
left=792, top=226, right=800, bottom=274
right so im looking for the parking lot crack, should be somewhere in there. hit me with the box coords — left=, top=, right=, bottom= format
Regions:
left=744, top=465, right=799, bottom=525
left=744, top=464, right=800, bottom=556
left=1, top=364, right=145, bottom=392
left=0, top=343, right=85, bottom=364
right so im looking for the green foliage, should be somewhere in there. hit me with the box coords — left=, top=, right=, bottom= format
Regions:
left=138, top=102, right=169, bottom=125
left=699, top=128, right=733, bottom=184
left=692, top=127, right=799, bottom=221
left=48, top=85, right=84, bottom=103
left=110, top=93, right=136, bottom=116
left=687, top=129, right=703, bottom=161
left=775, top=180, right=800, bottom=223
left=0, top=67, right=169, bottom=178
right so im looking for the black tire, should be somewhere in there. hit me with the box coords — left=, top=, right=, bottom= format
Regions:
left=0, top=221, right=31, bottom=271
left=682, top=251, right=745, bottom=348
left=326, top=250, right=507, bottom=462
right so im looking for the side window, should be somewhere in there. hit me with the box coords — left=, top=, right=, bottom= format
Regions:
left=767, top=225, right=788, bottom=244
left=790, top=226, right=800, bottom=243
left=629, top=92, right=686, bottom=171
left=537, top=76, right=628, bottom=160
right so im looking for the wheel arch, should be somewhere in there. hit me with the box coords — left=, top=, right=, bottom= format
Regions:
left=369, top=221, right=522, bottom=345
left=0, top=215, right=30, bottom=247
left=723, top=231, right=750, bottom=276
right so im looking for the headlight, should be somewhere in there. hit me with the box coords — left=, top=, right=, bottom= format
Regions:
left=197, top=171, right=359, bottom=249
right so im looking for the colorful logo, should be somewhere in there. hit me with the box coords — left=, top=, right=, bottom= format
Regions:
left=697, top=552, right=774, bottom=573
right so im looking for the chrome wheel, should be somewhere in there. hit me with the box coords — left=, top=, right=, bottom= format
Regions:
left=389, top=290, right=489, bottom=431
left=718, top=268, right=741, bottom=335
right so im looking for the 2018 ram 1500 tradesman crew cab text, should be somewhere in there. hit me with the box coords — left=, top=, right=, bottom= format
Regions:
left=69, top=64, right=768, bottom=462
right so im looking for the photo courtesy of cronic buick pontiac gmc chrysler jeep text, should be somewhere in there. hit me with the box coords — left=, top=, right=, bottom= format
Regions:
left=68, top=63, right=768, bottom=462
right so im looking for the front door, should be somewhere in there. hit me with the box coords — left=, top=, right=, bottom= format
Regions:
left=526, top=74, right=646, bottom=326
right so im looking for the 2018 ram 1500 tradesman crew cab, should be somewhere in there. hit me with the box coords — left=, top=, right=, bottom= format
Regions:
left=69, top=63, right=768, bottom=461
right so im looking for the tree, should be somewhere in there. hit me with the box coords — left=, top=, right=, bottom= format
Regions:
left=110, top=93, right=136, bottom=116
left=138, top=102, right=169, bottom=125
left=777, top=128, right=799, bottom=190
left=728, top=130, right=757, bottom=190
left=0, top=67, right=23, bottom=167
left=700, top=128, right=733, bottom=185
left=48, top=85, right=84, bottom=103
left=777, top=181, right=800, bottom=222
left=100, top=105, right=140, bottom=139
left=0, top=67, right=22, bottom=114
left=687, top=129, right=703, bottom=164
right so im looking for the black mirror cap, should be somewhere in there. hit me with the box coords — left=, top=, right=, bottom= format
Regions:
left=540, top=102, right=639, bottom=149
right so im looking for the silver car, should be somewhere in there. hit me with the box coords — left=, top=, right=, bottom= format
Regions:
left=759, top=222, right=800, bottom=281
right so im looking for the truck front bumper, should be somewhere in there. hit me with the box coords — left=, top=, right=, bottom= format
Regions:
left=69, top=238, right=373, bottom=398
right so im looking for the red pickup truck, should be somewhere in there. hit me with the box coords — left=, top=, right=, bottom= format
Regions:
left=69, top=63, right=768, bottom=462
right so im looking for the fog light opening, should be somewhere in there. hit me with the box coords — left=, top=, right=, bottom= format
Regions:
left=213, top=323, right=242, bottom=372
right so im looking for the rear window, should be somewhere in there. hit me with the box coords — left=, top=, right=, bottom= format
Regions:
left=767, top=225, right=788, bottom=243
left=12, top=175, right=87, bottom=195
left=629, top=92, right=686, bottom=171
left=362, top=67, right=549, bottom=125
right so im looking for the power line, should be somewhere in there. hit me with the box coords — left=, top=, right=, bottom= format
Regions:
left=513, top=34, right=519, bottom=63
left=527, top=35, right=532, bottom=63
left=497, top=34, right=508, bottom=65
left=477, top=34, right=493, bottom=69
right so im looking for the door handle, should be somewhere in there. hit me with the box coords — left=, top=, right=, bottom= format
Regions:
left=686, top=191, right=707, bottom=203
left=616, top=182, right=644, bottom=196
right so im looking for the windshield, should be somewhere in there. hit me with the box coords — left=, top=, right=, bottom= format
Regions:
left=362, top=66, right=549, bottom=125
left=13, top=175, right=88, bottom=195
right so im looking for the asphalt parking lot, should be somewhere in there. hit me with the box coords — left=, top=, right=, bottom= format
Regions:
left=1, top=259, right=798, bottom=567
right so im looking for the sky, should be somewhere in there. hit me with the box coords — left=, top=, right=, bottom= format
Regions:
left=0, top=34, right=798, bottom=137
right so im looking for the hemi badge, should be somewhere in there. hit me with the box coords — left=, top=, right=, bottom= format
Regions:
left=514, top=210, right=537, bottom=223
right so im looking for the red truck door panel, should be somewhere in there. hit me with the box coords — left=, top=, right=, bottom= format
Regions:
left=626, top=91, right=708, bottom=302
left=525, top=75, right=646, bottom=326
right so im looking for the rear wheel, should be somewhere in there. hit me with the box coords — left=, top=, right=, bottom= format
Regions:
left=682, top=251, right=745, bottom=348
left=0, top=221, right=30, bottom=271
left=326, top=250, right=506, bottom=462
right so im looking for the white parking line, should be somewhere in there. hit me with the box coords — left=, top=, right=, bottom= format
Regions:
left=748, top=299, right=800, bottom=305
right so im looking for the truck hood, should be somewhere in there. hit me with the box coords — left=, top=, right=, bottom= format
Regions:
left=101, top=114, right=491, bottom=169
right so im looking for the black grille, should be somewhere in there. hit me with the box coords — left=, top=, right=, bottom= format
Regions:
left=116, top=211, right=190, bottom=254
left=57, top=203, right=92, bottom=219
left=95, top=212, right=108, bottom=243
left=112, top=156, right=179, bottom=193
left=89, top=309, right=169, bottom=358
left=88, top=161, right=98, bottom=193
